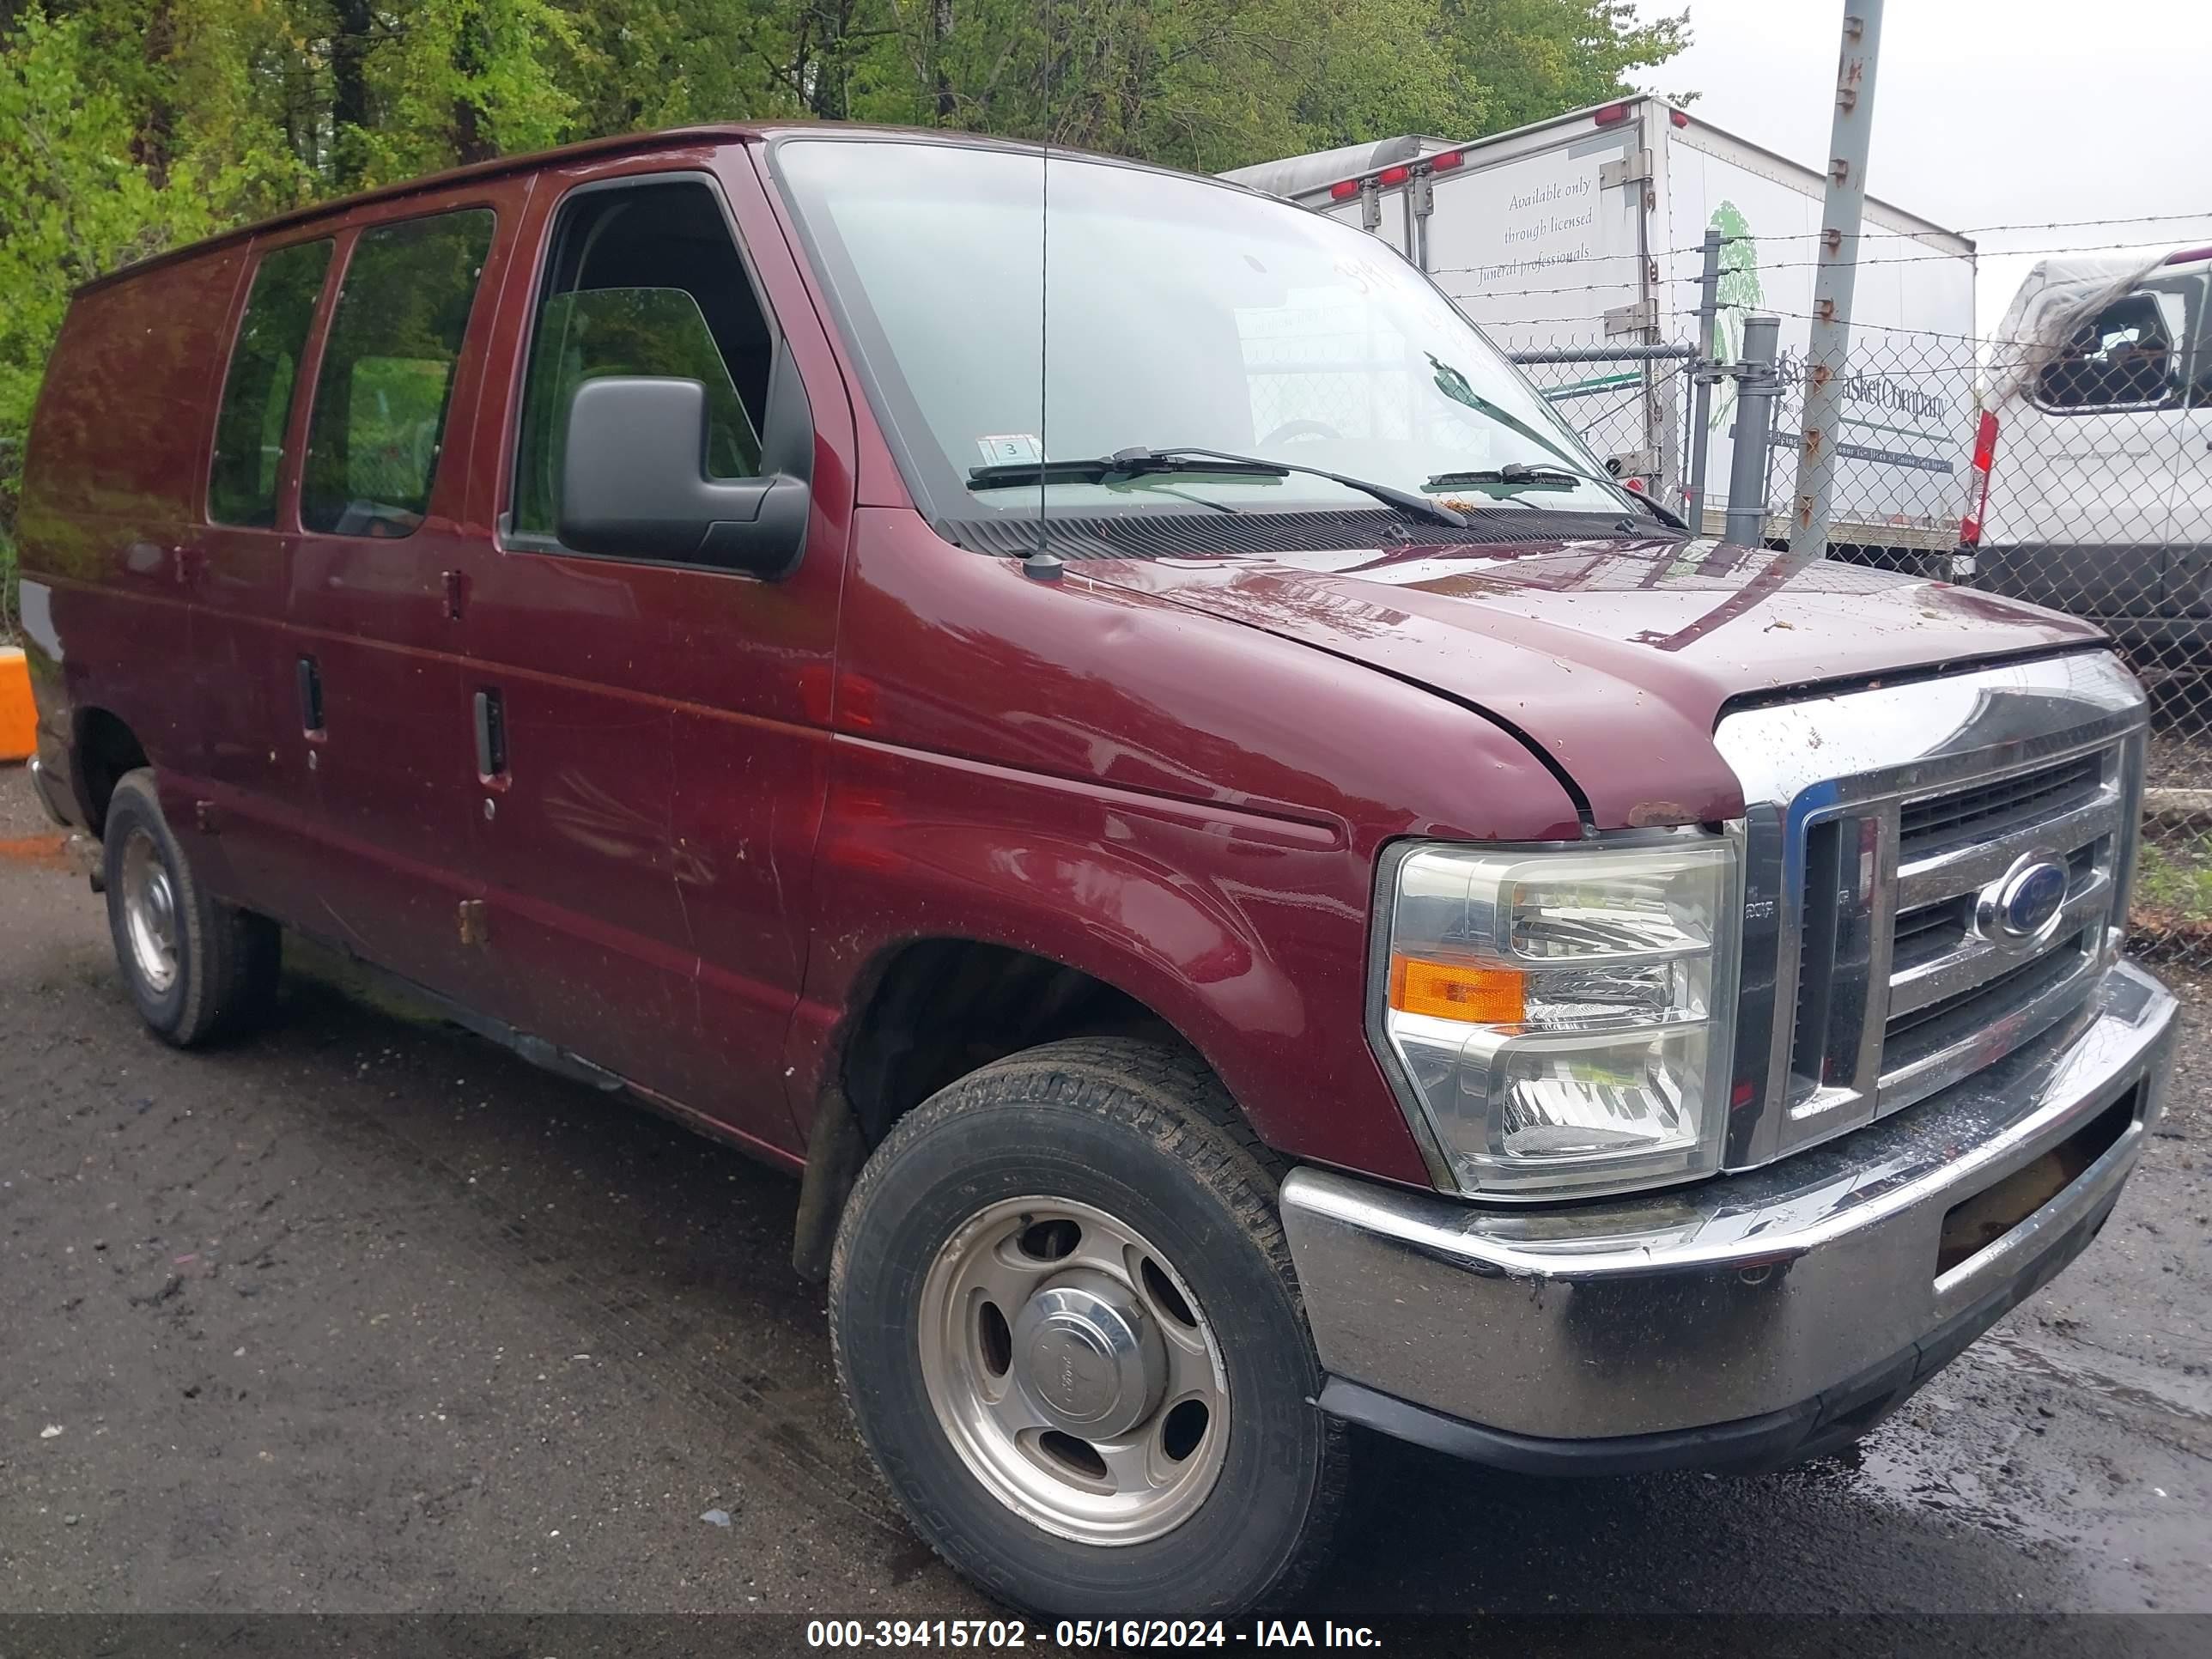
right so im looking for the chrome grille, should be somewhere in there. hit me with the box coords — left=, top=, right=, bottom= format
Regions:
left=1712, top=653, right=2148, bottom=1172
left=1896, top=752, right=2105, bottom=852
left=1874, top=749, right=2123, bottom=1116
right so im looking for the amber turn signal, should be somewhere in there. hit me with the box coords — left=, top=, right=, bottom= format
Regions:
left=1387, top=953, right=1526, bottom=1024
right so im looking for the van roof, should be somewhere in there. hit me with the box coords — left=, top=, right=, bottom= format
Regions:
left=79, top=122, right=1208, bottom=297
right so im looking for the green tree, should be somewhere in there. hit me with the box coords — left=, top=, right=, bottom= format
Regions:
left=0, top=0, right=1690, bottom=624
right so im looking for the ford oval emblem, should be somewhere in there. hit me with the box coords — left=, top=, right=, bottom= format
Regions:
left=1984, top=854, right=2069, bottom=946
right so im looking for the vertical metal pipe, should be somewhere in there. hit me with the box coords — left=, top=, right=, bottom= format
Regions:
left=1411, top=168, right=1433, bottom=271
left=1726, top=313, right=1782, bottom=548
left=1790, top=0, right=1886, bottom=556
left=1686, top=228, right=1723, bottom=535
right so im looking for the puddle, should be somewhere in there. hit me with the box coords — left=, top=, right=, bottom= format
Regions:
left=0, top=834, right=71, bottom=872
left=1974, top=1329, right=2212, bottom=1429
left=1839, top=1326, right=2212, bottom=1591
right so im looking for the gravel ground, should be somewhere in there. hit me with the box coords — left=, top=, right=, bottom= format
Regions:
left=3, top=762, right=2210, bottom=1640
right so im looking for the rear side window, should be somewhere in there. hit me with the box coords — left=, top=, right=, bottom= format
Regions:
left=509, top=179, right=772, bottom=545
left=209, top=239, right=332, bottom=526
left=301, top=208, right=495, bottom=537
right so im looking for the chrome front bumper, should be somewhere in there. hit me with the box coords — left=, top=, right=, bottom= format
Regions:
left=27, top=753, right=77, bottom=830
left=1283, top=957, right=2176, bottom=1473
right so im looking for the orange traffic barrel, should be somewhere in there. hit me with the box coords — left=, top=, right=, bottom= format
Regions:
left=0, top=647, right=34, bottom=763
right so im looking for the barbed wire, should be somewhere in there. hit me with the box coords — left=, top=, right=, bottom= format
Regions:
left=1432, top=233, right=2207, bottom=296
left=1709, top=305, right=1994, bottom=350
left=1671, top=210, right=2212, bottom=246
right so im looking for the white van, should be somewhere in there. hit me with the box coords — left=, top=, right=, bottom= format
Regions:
left=1972, top=248, right=2212, bottom=658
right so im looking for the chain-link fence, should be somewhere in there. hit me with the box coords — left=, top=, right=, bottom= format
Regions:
left=1490, top=244, right=2212, bottom=962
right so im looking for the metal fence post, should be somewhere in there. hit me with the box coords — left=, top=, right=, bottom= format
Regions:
left=1725, top=313, right=1782, bottom=548
left=1790, top=0, right=1886, bottom=556
left=1686, top=229, right=1723, bottom=535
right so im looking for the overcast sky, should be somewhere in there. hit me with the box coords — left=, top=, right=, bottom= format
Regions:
left=1639, top=0, right=2212, bottom=325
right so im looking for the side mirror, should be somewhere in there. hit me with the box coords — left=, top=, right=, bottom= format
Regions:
left=558, top=371, right=811, bottom=576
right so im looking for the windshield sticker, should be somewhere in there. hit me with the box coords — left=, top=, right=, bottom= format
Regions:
left=977, top=434, right=1044, bottom=465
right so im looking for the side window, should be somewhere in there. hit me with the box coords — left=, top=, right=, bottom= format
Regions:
left=301, top=208, right=495, bottom=537
left=2038, top=291, right=2179, bottom=410
left=2179, top=276, right=2212, bottom=410
left=511, top=179, right=772, bottom=545
left=209, top=238, right=333, bottom=526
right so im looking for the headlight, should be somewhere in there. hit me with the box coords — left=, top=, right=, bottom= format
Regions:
left=1375, top=836, right=1740, bottom=1198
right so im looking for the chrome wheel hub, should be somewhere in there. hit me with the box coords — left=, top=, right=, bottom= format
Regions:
left=918, top=1196, right=1229, bottom=1546
left=119, top=829, right=179, bottom=995
left=1012, top=1272, right=1167, bottom=1438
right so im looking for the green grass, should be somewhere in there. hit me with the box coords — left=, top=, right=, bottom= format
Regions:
left=2133, top=833, right=2212, bottom=942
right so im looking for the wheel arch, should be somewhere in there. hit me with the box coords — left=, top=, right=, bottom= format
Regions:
left=791, top=934, right=1228, bottom=1280
left=71, top=706, right=151, bottom=835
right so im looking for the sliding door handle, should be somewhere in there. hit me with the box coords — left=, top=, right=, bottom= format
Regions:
left=472, top=689, right=507, bottom=780
left=296, top=656, right=325, bottom=736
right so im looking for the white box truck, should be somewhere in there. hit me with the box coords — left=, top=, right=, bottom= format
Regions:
left=1223, top=98, right=1978, bottom=554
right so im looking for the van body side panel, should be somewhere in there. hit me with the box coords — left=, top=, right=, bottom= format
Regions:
left=282, top=185, right=525, bottom=1007
left=191, top=232, right=346, bottom=926
left=17, top=246, right=246, bottom=824
left=792, top=511, right=1585, bottom=1183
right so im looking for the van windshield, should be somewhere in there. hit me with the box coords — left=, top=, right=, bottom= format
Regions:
left=771, top=137, right=1638, bottom=525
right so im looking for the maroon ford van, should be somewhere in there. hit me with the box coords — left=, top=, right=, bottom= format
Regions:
left=16, top=125, right=2176, bottom=1617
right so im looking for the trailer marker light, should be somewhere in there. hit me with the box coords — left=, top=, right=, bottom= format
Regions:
left=1669, top=109, right=1690, bottom=128
left=1431, top=149, right=1464, bottom=171
left=1959, top=411, right=2000, bottom=549
left=1593, top=102, right=1632, bottom=126
left=1328, top=179, right=1361, bottom=201
left=1377, top=164, right=1411, bottom=186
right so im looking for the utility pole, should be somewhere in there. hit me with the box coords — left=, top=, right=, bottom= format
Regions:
left=1789, top=0, right=1885, bottom=557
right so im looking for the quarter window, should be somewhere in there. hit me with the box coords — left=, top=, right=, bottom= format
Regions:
left=209, top=238, right=332, bottom=526
left=511, top=179, right=772, bottom=546
left=301, top=208, right=495, bottom=537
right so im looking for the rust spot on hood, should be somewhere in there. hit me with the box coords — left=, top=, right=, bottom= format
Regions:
left=1626, top=800, right=1695, bottom=828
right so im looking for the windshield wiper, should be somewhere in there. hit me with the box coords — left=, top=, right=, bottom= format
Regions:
left=968, top=446, right=1468, bottom=529
left=1425, top=462, right=1690, bottom=531
left=969, top=451, right=1285, bottom=489
left=1425, top=463, right=1587, bottom=491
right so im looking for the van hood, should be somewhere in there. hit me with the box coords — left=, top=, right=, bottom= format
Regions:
left=1079, top=534, right=2106, bottom=830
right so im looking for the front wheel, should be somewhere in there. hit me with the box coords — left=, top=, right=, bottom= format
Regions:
left=830, top=1038, right=1347, bottom=1617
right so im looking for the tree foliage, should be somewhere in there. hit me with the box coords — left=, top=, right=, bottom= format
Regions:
left=0, top=0, right=1687, bottom=597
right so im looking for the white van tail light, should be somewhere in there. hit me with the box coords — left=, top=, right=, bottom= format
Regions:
left=1959, top=410, right=2000, bottom=550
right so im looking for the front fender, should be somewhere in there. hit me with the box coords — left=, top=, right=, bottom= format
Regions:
left=787, top=735, right=1434, bottom=1185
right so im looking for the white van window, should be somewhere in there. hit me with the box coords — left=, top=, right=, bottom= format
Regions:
left=2037, top=291, right=2179, bottom=410
left=2181, top=276, right=2212, bottom=409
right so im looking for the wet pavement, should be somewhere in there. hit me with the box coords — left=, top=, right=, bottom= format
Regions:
left=3, top=762, right=2209, bottom=1630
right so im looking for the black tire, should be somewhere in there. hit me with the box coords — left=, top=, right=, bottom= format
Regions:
left=102, top=769, right=281, bottom=1048
left=830, top=1036, right=1348, bottom=1618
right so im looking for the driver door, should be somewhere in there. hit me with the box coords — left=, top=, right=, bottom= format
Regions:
left=452, top=157, right=849, bottom=1143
